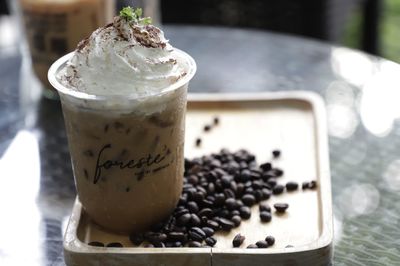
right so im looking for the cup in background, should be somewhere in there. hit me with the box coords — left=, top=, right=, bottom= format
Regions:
left=16, top=0, right=115, bottom=99
left=48, top=51, right=196, bottom=233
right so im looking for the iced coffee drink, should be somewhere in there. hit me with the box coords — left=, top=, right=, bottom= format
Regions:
left=48, top=8, right=196, bottom=233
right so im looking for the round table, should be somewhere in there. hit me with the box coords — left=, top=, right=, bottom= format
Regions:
left=1, top=24, right=400, bottom=266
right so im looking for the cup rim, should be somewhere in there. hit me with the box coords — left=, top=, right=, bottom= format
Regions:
left=48, top=49, right=196, bottom=101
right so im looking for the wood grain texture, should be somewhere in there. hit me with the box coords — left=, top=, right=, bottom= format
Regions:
left=64, top=92, right=333, bottom=265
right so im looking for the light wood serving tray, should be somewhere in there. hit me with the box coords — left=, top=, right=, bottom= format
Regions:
left=64, top=92, right=333, bottom=266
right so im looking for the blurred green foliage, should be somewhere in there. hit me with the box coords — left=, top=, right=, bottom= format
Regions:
left=342, top=0, right=400, bottom=63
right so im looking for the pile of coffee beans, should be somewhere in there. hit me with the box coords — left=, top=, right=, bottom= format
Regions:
left=122, top=149, right=317, bottom=249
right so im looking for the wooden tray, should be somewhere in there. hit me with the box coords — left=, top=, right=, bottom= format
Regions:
left=64, top=92, right=333, bottom=266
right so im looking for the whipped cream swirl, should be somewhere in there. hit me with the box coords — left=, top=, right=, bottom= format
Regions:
left=58, top=16, right=188, bottom=96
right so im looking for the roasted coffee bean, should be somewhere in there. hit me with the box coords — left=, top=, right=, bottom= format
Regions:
left=218, top=209, right=230, bottom=218
left=252, top=180, right=263, bottom=189
left=232, top=234, right=245, bottom=247
left=223, top=188, right=235, bottom=199
left=272, top=168, right=284, bottom=177
left=206, top=171, right=218, bottom=182
left=205, top=237, right=217, bottom=247
left=146, top=233, right=167, bottom=245
left=225, top=198, right=237, bottom=210
left=239, top=206, right=251, bottom=220
left=236, top=183, right=245, bottom=197
left=265, top=236, right=275, bottom=246
left=247, top=244, right=258, bottom=248
left=88, top=241, right=104, bottom=247
left=214, top=193, right=226, bottom=206
left=188, top=241, right=202, bottom=247
left=246, top=154, right=256, bottom=163
left=198, top=208, right=213, bottom=218
left=237, top=161, right=247, bottom=168
left=178, top=195, right=187, bottom=205
left=207, top=183, right=215, bottom=194
left=202, top=227, right=215, bottom=237
left=230, top=210, right=240, bottom=217
left=204, top=125, right=211, bottom=132
left=256, top=240, right=269, bottom=248
left=129, top=233, right=144, bottom=246
left=175, top=208, right=189, bottom=217
left=267, top=178, right=277, bottom=187
left=272, top=184, right=285, bottom=195
left=272, top=150, right=281, bottom=158
left=261, top=172, right=274, bottom=181
left=230, top=180, right=238, bottom=193
left=206, top=220, right=220, bottom=230
left=302, top=181, right=309, bottom=189
left=242, top=194, right=256, bottom=206
left=172, top=241, right=183, bottom=247
left=286, top=181, right=299, bottom=191
left=260, top=211, right=272, bottom=222
left=244, top=187, right=254, bottom=195
left=231, top=215, right=242, bottom=226
left=187, top=175, right=199, bottom=185
left=254, top=189, right=263, bottom=202
left=218, top=217, right=235, bottom=231
left=261, top=188, right=272, bottom=200
left=259, top=203, right=271, bottom=213
left=239, top=169, right=251, bottom=182
left=168, top=232, right=186, bottom=242
left=210, top=160, right=221, bottom=169
left=106, top=242, right=123, bottom=248
left=188, top=201, right=199, bottom=213
left=189, top=227, right=206, bottom=241
left=195, top=138, right=202, bottom=147
left=197, top=186, right=207, bottom=194
left=206, top=195, right=215, bottom=202
left=260, top=162, right=272, bottom=171
left=221, top=175, right=232, bottom=187
left=201, top=199, right=214, bottom=208
left=190, top=214, right=202, bottom=226
left=274, top=203, right=289, bottom=213
left=177, top=213, right=191, bottom=226
left=309, top=180, right=317, bottom=189
left=213, top=116, right=219, bottom=125
left=193, top=191, right=205, bottom=202
left=244, top=180, right=253, bottom=188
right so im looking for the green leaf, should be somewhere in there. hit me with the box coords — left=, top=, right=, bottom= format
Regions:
left=119, top=6, right=152, bottom=26
left=135, top=8, right=143, bottom=18
left=141, top=17, right=152, bottom=25
left=119, top=6, right=134, bottom=21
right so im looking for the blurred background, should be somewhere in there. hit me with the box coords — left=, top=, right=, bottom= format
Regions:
left=0, top=0, right=399, bottom=99
left=0, top=0, right=399, bottom=61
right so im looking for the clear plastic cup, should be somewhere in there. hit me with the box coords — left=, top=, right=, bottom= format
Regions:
left=48, top=50, right=196, bottom=233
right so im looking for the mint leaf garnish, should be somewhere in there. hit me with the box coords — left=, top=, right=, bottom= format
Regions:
left=119, top=6, right=152, bottom=25
left=120, top=6, right=135, bottom=21
left=141, top=17, right=152, bottom=25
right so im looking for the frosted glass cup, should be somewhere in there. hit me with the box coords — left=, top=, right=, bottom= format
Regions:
left=48, top=51, right=196, bottom=233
